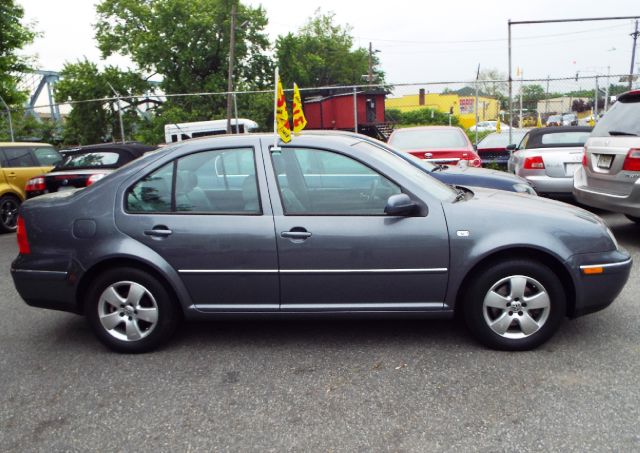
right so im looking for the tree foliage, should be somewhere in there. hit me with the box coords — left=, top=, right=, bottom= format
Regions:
left=0, top=0, right=37, bottom=105
left=385, top=108, right=459, bottom=127
left=275, top=10, right=383, bottom=88
left=54, top=59, right=151, bottom=145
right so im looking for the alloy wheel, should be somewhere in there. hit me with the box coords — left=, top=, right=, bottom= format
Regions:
left=0, top=198, right=19, bottom=230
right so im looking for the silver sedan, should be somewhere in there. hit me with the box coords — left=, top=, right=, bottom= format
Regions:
left=508, top=126, right=592, bottom=198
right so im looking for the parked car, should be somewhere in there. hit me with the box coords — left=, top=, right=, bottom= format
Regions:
left=388, top=126, right=482, bottom=167
left=25, top=143, right=156, bottom=199
left=475, top=130, right=527, bottom=168
left=303, top=130, right=536, bottom=195
left=12, top=134, right=630, bottom=353
left=573, top=90, right=640, bottom=224
left=0, top=142, right=62, bottom=232
left=468, top=121, right=510, bottom=133
left=547, top=113, right=578, bottom=127
left=508, top=126, right=592, bottom=198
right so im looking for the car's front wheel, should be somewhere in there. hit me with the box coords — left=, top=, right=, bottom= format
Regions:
left=463, top=259, right=566, bottom=350
left=625, top=214, right=640, bottom=224
left=85, top=267, right=180, bottom=353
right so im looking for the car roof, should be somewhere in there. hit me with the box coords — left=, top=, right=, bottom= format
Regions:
left=392, top=126, right=463, bottom=132
left=0, top=142, right=54, bottom=147
left=162, top=132, right=365, bottom=150
left=617, top=90, right=640, bottom=102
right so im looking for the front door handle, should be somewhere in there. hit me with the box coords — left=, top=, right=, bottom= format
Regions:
left=144, top=226, right=173, bottom=237
left=281, top=228, right=312, bottom=240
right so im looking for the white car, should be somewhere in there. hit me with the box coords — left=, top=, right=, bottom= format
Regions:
left=468, top=121, right=511, bottom=133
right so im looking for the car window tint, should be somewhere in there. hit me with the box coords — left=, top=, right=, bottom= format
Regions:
left=540, top=132, right=590, bottom=145
left=591, top=99, right=640, bottom=137
left=1, top=148, right=37, bottom=168
left=178, top=148, right=260, bottom=213
left=126, top=162, right=174, bottom=213
left=33, top=147, right=63, bottom=166
left=62, top=152, right=120, bottom=168
left=272, top=148, right=401, bottom=215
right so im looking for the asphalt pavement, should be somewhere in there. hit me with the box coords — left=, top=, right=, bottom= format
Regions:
left=1, top=211, right=639, bottom=452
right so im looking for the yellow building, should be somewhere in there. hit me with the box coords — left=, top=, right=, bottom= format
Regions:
left=386, top=90, right=500, bottom=129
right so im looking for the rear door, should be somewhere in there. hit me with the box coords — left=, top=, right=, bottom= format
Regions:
left=264, top=141, right=450, bottom=311
left=0, top=147, right=42, bottom=199
left=115, top=141, right=279, bottom=311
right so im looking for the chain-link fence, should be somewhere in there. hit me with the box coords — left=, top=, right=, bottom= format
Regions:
left=0, top=74, right=637, bottom=146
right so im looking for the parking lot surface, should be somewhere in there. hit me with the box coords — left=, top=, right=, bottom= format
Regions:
left=1, top=211, right=639, bottom=452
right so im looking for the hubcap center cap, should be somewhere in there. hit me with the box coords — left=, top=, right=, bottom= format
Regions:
left=124, top=305, right=135, bottom=316
left=511, top=301, right=522, bottom=312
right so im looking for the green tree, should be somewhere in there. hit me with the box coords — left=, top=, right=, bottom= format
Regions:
left=0, top=0, right=37, bottom=106
left=95, top=0, right=272, bottom=133
left=54, top=59, right=151, bottom=145
left=521, top=84, right=546, bottom=110
left=275, top=10, right=384, bottom=88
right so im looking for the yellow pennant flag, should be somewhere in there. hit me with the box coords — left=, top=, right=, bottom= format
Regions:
left=496, top=116, right=501, bottom=133
left=537, top=112, right=542, bottom=128
left=588, top=110, right=595, bottom=127
left=276, top=78, right=291, bottom=143
left=292, top=83, right=307, bottom=134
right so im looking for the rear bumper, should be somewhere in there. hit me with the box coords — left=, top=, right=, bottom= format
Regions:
left=568, top=249, right=632, bottom=317
left=11, top=256, right=81, bottom=314
left=573, top=168, right=640, bottom=216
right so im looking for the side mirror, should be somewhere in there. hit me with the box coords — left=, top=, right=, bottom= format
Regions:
left=385, top=193, right=418, bottom=216
left=506, top=144, right=517, bottom=151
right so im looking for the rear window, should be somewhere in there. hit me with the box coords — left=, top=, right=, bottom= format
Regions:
left=540, top=132, right=591, bottom=145
left=60, top=152, right=120, bottom=168
left=389, top=129, right=468, bottom=150
left=591, top=98, right=640, bottom=137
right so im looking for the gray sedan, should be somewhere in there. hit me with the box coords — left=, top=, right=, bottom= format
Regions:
left=11, top=134, right=631, bottom=353
left=508, top=126, right=592, bottom=198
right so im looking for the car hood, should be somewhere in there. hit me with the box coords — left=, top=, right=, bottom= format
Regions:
left=442, top=187, right=614, bottom=257
left=437, top=165, right=531, bottom=188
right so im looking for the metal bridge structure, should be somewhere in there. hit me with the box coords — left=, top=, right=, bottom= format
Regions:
left=17, top=70, right=61, bottom=122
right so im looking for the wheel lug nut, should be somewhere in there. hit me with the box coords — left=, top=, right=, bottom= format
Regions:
left=119, top=313, right=124, bottom=317
left=518, top=311, right=523, bottom=316
left=508, top=311, right=513, bottom=316
left=128, top=316, right=133, bottom=321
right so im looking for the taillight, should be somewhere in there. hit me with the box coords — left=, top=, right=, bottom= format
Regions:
left=582, top=148, right=587, bottom=167
left=25, top=176, right=45, bottom=192
left=16, top=216, right=30, bottom=255
left=86, top=173, right=106, bottom=186
left=523, top=156, right=545, bottom=169
left=471, top=158, right=482, bottom=167
left=622, top=148, right=640, bottom=172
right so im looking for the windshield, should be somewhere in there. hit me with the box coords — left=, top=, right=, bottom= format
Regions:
left=354, top=141, right=456, bottom=201
left=592, top=98, right=640, bottom=137
left=389, top=129, right=468, bottom=150
left=478, top=131, right=527, bottom=148
left=59, top=152, right=121, bottom=168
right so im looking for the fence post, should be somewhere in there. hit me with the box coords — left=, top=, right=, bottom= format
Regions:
left=594, top=76, right=599, bottom=120
left=0, top=95, right=15, bottom=142
left=507, top=19, right=513, bottom=145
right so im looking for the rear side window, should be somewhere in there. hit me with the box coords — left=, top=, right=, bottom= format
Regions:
left=1, top=148, right=37, bottom=167
left=592, top=99, right=640, bottom=137
left=33, top=147, right=63, bottom=166
left=126, top=148, right=260, bottom=214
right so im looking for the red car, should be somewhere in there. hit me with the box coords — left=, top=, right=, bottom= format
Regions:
left=387, top=126, right=482, bottom=167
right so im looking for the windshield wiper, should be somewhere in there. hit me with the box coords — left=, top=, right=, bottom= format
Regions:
left=609, top=130, right=639, bottom=137
left=452, top=186, right=467, bottom=202
left=431, top=164, right=449, bottom=172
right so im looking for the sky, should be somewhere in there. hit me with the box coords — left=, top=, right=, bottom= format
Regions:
left=18, top=0, right=640, bottom=91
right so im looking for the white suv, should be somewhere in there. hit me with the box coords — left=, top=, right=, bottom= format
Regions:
left=573, top=90, right=640, bottom=223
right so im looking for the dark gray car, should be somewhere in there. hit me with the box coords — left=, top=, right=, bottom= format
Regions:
left=11, top=134, right=631, bottom=353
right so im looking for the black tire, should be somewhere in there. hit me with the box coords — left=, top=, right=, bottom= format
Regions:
left=85, top=267, right=180, bottom=353
left=462, top=259, right=566, bottom=351
left=0, top=194, right=20, bottom=233
left=625, top=214, right=640, bottom=224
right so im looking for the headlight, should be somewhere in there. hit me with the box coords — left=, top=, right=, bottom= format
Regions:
left=605, top=226, right=619, bottom=250
left=512, top=183, right=537, bottom=195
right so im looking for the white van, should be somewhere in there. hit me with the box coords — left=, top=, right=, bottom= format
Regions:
left=164, top=119, right=258, bottom=143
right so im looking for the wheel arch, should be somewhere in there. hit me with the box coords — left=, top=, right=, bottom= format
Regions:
left=454, top=247, right=576, bottom=317
left=75, top=257, right=185, bottom=317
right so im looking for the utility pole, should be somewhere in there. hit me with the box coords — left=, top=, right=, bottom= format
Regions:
left=604, top=66, right=610, bottom=111
left=368, top=42, right=373, bottom=85
left=107, top=82, right=125, bottom=144
left=474, top=64, right=480, bottom=145
left=226, top=2, right=237, bottom=134
left=630, top=19, right=639, bottom=91
left=594, top=76, right=599, bottom=120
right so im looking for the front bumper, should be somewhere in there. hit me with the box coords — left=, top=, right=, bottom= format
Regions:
left=568, top=249, right=632, bottom=317
left=522, top=174, right=574, bottom=196
left=573, top=168, right=640, bottom=217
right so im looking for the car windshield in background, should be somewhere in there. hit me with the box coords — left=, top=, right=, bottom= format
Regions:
left=547, top=115, right=562, bottom=122
left=591, top=98, right=640, bottom=137
left=540, top=132, right=591, bottom=145
left=60, top=152, right=120, bottom=168
left=478, top=132, right=527, bottom=148
left=389, top=129, right=468, bottom=150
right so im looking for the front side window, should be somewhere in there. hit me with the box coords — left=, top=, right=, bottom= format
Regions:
left=272, top=148, right=401, bottom=215
left=126, top=147, right=260, bottom=214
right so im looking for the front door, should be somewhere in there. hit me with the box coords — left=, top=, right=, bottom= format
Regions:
left=265, top=143, right=449, bottom=312
left=115, top=144, right=279, bottom=311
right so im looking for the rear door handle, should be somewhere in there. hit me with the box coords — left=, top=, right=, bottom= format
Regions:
left=281, top=229, right=312, bottom=240
left=144, top=226, right=173, bottom=237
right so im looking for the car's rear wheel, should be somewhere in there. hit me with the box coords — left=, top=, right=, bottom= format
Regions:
left=85, top=267, right=180, bottom=353
left=625, top=215, right=640, bottom=224
left=463, top=259, right=566, bottom=351
left=0, top=194, right=20, bottom=233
